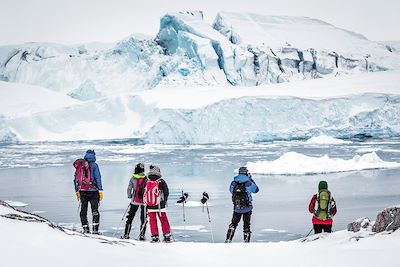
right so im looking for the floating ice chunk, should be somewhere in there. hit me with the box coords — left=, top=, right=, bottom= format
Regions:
left=171, top=225, right=207, bottom=231
left=5, top=201, right=29, bottom=207
left=306, top=135, right=352, bottom=145
left=175, top=201, right=213, bottom=207
left=247, top=152, right=400, bottom=175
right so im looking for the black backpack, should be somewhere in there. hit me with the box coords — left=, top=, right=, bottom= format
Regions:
left=232, top=182, right=249, bottom=208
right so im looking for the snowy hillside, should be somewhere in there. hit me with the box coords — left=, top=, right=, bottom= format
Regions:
left=1, top=201, right=400, bottom=267
left=1, top=12, right=399, bottom=94
left=0, top=70, right=399, bottom=143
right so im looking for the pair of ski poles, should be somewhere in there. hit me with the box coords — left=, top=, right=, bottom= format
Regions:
left=177, top=191, right=214, bottom=243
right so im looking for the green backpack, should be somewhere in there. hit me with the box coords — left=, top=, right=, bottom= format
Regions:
left=315, top=189, right=331, bottom=220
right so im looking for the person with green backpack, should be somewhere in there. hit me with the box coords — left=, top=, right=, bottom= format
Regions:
left=308, top=180, right=337, bottom=234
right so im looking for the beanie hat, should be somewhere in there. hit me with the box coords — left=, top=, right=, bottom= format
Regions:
left=134, top=163, right=145, bottom=174
left=318, top=180, right=328, bottom=190
left=238, top=166, right=249, bottom=175
left=148, top=165, right=162, bottom=178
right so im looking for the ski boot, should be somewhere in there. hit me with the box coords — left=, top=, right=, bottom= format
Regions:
left=120, top=234, right=130, bottom=239
left=151, top=235, right=160, bottom=243
left=138, top=235, right=146, bottom=241
left=225, top=227, right=235, bottom=243
left=163, top=233, right=172, bottom=243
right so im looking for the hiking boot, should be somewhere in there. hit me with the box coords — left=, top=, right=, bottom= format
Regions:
left=163, top=233, right=172, bottom=243
left=83, top=225, right=90, bottom=234
left=225, top=227, right=235, bottom=243
left=151, top=235, right=160, bottom=243
left=244, top=231, right=251, bottom=243
left=92, top=223, right=100, bottom=234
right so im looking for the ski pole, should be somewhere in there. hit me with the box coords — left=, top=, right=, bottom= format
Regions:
left=304, top=227, right=314, bottom=238
left=206, top=201, right=215, bottom=243
left=113, top=203, right=131, bottom=237
left=177, top=191, right=188, bottom=222
left=201, top=192, right=214, bottom=243
left=73, top=201, right=81, bottom=231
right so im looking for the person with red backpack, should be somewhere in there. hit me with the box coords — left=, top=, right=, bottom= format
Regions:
left=225, top=166, right=259, bottom=243
left=122, top=163, right=147, bottom=240
left=144, top=165, right=172, bottom=243
left=73, top=149, right=103, bottom=234
left=308, top=180, right=337, bottom=234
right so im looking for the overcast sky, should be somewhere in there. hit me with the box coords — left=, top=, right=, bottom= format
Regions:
left=1, top=0, right=399, bottom=45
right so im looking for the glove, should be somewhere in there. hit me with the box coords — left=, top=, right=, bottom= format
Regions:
left=99, top=191, right=103, bottom=202
left=200, top=192, right=209, bottom=204
left=75, top=192, right=80, bottom=201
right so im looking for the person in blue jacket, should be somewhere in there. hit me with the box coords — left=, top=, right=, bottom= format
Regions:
left=225, top=166, right=259, bottom=243
left=74, top=149, right=103, bottom=234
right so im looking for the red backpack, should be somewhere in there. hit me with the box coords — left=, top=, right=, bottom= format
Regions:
left=145, top=180, right=160, bottom=206
left=73, top=159, right=92, bottom=190
left=134, top=177, right=147, bottom=204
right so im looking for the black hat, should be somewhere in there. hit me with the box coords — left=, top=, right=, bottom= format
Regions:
left=134, top=163, right=145, bottom=174
left=238, top=166, right=249, bottom=175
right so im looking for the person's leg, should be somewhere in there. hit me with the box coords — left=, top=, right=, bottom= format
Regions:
left=79, top=191, right=90, bottom=233
left=89, top=192, right=100, bottom=234
left=313, top=224, right=323, bottom=234
left=148, top=211, right=159, bottom=241
left=225, top=212, right=242, bottom=242
left=89, top=191, right=100, bottom=234
left=138, top=205, right=147, bottom=240
left=158, top=212, right=171, bottom=239
left=243, top=211, right=252, bottom=242
left=123, top=204, right=139, bottom=238
left=323, top=224, right=332, bottom=233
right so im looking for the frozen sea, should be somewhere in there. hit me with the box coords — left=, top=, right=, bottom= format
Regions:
left=0, top=138, right=399, bottom=243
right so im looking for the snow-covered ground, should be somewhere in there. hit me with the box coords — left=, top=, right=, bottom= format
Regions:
left=1, top=202, right=399, bottom=267
left=1, top=70, right=399, bottom=143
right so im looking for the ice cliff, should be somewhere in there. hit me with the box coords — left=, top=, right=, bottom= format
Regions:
left=1, top=12, right=399, bottom=94
left=1, top=70, right=400, bottom=143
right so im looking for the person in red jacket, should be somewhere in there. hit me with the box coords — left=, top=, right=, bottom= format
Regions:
left=308, top=180, right=337, bottom=234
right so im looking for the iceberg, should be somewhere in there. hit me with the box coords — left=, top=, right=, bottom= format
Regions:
left=306, top=135, right=352, bottom=145
left=1, top=12, right=399, bottom=94
left=246, top=152, right=400, bottom=175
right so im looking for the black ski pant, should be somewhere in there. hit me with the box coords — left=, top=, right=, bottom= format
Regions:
left=313, top=224, right=332, bottom=234
left=124, top=204, right=147, bottom=237
left=229, top=211, right=252, bottom=233
left=80, top=191, right=100, bottom=231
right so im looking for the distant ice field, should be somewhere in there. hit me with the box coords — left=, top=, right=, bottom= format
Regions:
left=0, top=138, right=399, bottom=242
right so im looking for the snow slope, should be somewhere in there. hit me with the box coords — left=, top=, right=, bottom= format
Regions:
left=1, top=202, right=400, bottom=267
left=1, top=12, right=399, bottom=93
left=0, top=81, right=79, bottom=117
left=0, top=70, right=399, bottom=143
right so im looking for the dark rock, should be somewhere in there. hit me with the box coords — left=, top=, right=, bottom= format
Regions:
left=372, top=207, right=400, bottom=233
left=347, top=217, right=371, bottom=232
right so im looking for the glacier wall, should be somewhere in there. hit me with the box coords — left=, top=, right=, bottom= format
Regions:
left=1, top=12, right=400, bottom=94
left=2, top=93, right=400, bottom=144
